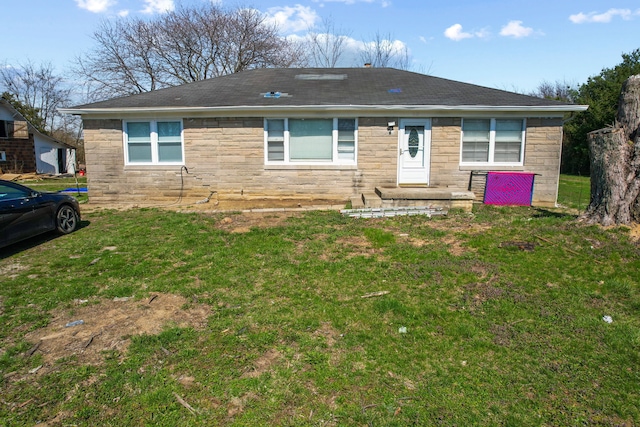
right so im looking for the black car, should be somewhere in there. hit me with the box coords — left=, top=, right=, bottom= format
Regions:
left=0, top=179, right=81, bottom=249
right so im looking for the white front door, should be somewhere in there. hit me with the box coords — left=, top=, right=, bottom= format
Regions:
left=398, top=119, right=431, bottom=185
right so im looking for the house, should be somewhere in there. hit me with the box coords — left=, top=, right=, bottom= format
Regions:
left=0, top=98, right=77, bottom=175
left=61, top=68, right=587, bottom=210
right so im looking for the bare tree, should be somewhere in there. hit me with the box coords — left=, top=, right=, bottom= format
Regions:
left=359, top=32, right=411, bottom=69
left=0, top=61, right=73, bottom=133
left=530, top=79, right=577, bottom=102
left=223, top=8, right=305, bottom=73
left=306, top=16, right=352, bottom=68
left=74, top=3, right=305, bottom=101
left=74, top=19, right=163, bottom=101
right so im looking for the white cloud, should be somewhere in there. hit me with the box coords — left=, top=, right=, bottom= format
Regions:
left=475, top=28, right=490, bottom=39
left=444, top=24, right=473, bottom=41
left=118, top=9, right=130, bottom=17
left=569, top=8, right=640, bottom=24
left=140, top=0, right=175, bottom=14
left=444, top=24, right=488, bottom=41
left=500, top=20, right=533, bottom=38
left=360, top=38, right=407, bottom=54
left=265, top=5, right=320, bottom=33
left=74, top=0, right=115, bottom=13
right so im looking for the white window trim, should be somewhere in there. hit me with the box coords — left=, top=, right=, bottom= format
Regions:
left=459, top=118, right=526, bottom=167
left=123, top=119, right=185, bottom=166
left=264, top=118, right=358, bottom=166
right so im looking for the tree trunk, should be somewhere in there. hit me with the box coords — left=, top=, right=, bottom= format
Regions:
left=617, top=75, right=640, bottom=139
left=581, top=75, right=640, bottom=225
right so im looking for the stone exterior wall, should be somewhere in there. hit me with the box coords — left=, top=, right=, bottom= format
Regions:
left=82, top=115, right=564, bottom=208
left=182, top=117, right=396, bottom=204
left=427, top=117, right=564, bottom=207
left=429, top=117, right=469, bottom=189
left=354, top=118, right=399, bottom=190
left=521, top=118, right=565, bottom=206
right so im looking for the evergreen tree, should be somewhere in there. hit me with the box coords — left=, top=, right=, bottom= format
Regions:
left=563, top=48, right=640, bottom=175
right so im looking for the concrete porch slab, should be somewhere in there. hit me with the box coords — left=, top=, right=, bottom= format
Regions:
left=376, top=187, right=475, bottom=200
left=374, top=187, right=476, bottom=212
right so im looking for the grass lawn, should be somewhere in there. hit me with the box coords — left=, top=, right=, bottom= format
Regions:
left=558, top=174, right=590, bottom=212
left=0, top=176, right=638, bottom=426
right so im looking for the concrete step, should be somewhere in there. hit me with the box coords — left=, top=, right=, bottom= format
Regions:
left=350, top=195, right=365, bottom=209
left=375, top=187, right=475, bottom=212
left=361, top=191, right=382, bottom=208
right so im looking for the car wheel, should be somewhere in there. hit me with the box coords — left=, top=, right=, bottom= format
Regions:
left=56, top=205, right=79, bottom=234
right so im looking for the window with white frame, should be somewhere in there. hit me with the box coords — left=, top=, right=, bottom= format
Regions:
left=124, top=120, right=184, bottom=165
left=265, top=118, right=357, bottom=164
left=461, top=118, right=525, bottom=165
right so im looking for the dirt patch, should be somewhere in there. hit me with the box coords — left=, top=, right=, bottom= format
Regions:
left=499, top=241, right=536, bottom=251
left=241, top=348, right=282, bottom=378
left=396, top=233, right=428, bottom=248
left=211, top=212, right=304, bottom=233
left=83, top=196, right=345, bottom=213
left=335, top=235, right=378, bottom=258
left=0, top=261, right=29, bottom=278
left=428, top=219, right=492, bottom=235
left=461, top=279, right=505, bottom=311
left=490, top=323, right=516, bottom=347
left=313, top=322, right=341, bottom=348
left=22, top=293, right=210, bottom=373
left=227, top=392, right=259, bottom=418
left=630, top=223, right=640, bottom=242
left=442, top=235, right=470, bottom=256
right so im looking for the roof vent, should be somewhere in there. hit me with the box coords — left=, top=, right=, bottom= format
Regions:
left=262, top=92, right=291, bottom=98
left=295, top=74, right=347, bottom=81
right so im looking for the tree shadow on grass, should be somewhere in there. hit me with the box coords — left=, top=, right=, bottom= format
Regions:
left=530, top=208, right=579, bottom=220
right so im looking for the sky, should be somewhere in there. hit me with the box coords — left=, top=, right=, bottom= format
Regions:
left=1, top=0, right=639, bottom=100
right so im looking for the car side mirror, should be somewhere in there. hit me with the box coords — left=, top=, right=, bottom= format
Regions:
left=30, top=191, right=40, bottom=198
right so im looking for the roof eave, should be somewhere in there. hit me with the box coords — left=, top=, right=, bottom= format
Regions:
left=60, top=104, right=589, bottom=117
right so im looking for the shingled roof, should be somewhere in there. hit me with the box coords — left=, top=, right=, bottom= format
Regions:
left=64, top=68, right=587, bottom=115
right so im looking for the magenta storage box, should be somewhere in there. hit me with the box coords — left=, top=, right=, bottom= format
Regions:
left=483, top=171, right=536, bottom=206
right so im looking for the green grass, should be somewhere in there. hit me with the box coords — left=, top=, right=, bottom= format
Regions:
left=558, top=174, right=590, bottom=212
left=1, top=177, right=639, bottom=426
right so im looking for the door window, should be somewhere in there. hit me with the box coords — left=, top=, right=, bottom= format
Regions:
left=406, top=126, right=423, bottom=158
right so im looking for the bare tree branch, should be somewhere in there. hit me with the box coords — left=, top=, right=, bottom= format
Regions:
left=529, top=79, right=577, bottom=102
left=306, top=16, right=352, bottom=68
left=359, top=32, right=411, bottom=69
left=74, top=4, right=305, bottom=101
